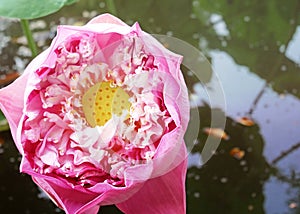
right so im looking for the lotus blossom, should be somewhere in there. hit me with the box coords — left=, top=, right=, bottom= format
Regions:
left=0, top=14, right=189, bottom=214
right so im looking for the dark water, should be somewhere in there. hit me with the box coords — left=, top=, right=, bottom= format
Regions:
left=0, top=0, right=300, bottom=213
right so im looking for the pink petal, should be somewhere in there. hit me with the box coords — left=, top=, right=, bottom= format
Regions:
left=116, top=144, right=187, bottom=214
left=32, top=176, right=100, bottom=214
left=0, top=72, right=28, bottom=148
left=87, top=13, right=127, bottom=26
left=0, top=47, right=53, bottom=152
left=22, top=157, right=103, bottom=214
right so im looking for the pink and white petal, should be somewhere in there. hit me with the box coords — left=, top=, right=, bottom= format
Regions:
left=83, top=165, right=152, bottom=207
left=139, top=28, right=183, bottom=77
left=22, top=49, right=54, bottom=98
left=163, top=69, right=190, bottom=131
left=116, top=149, right=187, bottom=214
left=79, top=165, right=153, bottom=210
left=75, top=181, right=146, bottom=213
left=176, top=75, right=190, bottom=130
left=87, top=13, right=127, bottom=26
left=62, top=24, right=132, bottom=39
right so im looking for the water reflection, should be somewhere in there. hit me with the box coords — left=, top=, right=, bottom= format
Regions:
left=192, top=0, right=300, bottom=98
left=0, top=0, right=300, bottom=213
left=191, top=40, right=300, bottom=214
left=188, top=0, right=300, bottom=212
left=187, top=107, right=270, bottom=214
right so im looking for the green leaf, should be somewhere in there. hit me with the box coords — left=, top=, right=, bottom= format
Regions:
left=65, top=0, right=78, bottom=5
left=0, top=0, right=78, bottom=19
left=0, top=111, right=9, bottom=132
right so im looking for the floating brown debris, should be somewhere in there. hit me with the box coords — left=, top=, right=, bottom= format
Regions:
left=230, top=147, right=245, bottom=160
left=289, top=202, right=297, bottom=209
left=203, top=127, right=230, bottom=140
left=237, top=117, right=255, bottom=126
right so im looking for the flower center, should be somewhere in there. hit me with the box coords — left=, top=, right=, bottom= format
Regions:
left=82, top=82, right=131, bottom=127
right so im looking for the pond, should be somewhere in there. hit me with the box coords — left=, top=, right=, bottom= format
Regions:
left=0, top=0, right=300, bottom=213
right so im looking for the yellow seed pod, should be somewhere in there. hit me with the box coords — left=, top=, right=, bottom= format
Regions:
left=82, top=82, right=131, bottom=127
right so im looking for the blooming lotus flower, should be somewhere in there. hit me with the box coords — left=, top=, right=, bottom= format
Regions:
left=0, top=14, right=189, bottom=214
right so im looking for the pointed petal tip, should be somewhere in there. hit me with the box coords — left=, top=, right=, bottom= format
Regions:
left=87, top=13, right=127, bottom=26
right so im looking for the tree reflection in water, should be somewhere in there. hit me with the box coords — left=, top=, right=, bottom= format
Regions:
left=187, top=106, right=270, bottom=214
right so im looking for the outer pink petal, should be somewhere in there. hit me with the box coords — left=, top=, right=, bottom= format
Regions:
left=0, top=48, right=51, bottom=153
left=32, top=174, right=143, bottom=214
left=116, top=143, right=187, bottom=214
left=0, top=72, right=28, bottom=150
left=21, top=154, right=145, bottom=214
left=88, top=13, right=127, bottom=26
left=32, top=176, right=100, bottom=214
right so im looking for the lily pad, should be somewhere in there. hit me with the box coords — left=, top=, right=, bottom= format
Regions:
left=0, top=0, right=78, bottom=19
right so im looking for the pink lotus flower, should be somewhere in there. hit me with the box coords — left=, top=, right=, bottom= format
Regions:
left=0, top=14, right=189, bottom=214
